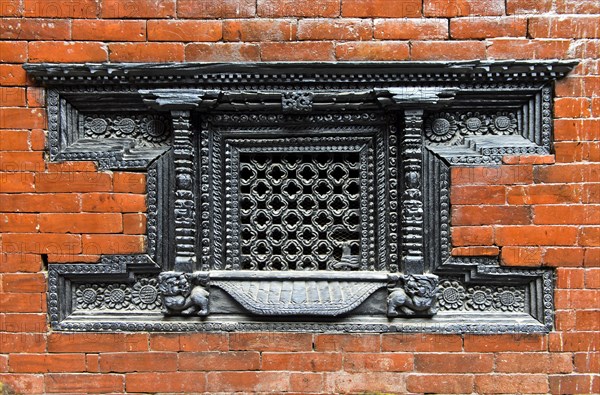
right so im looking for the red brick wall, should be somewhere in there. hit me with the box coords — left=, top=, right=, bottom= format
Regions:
left=0, top=0, right=598, bottom=393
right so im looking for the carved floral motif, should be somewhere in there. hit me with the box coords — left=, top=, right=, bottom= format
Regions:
left=83, top=114, right=172, bottom=146
left=425, top=110, right=519, bottom=144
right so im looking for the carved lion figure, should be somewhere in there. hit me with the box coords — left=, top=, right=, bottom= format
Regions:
left=158, top=272, right=209, bottom=316
left=387, top=274, right=438, bottom=317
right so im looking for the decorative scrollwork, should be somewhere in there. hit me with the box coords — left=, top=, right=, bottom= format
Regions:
left=282, top=92, right=313, bottom=113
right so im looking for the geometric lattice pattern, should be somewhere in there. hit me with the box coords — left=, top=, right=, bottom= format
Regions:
left=239, top=152, right=361, bottom=271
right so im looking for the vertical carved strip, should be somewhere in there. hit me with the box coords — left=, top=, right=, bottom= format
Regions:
left=172, top=110, right=196, bottom=272
left=402, top=109, right=425, bottom=274
left=376, top=131, right=388, bottom=271
left=199, top=126, right=211, bottom=271
left=388, top=118, right=399, bottom=272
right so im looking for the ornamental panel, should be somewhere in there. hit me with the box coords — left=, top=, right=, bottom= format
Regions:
left=26, top=61, right=575, bottom=333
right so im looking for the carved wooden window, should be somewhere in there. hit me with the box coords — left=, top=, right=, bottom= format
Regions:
left=26, top=61, right=575, bottom=333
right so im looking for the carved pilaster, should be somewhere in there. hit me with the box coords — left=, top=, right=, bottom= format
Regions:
left=401, top=109, right=425, bottom=274
left=172, top=110, right=196, bottom=272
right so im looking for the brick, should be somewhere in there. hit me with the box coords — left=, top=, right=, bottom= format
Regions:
left=576, top=310, right=600, bottom=330
left=501, top=246, right=543, bottom=266
left=555, top=142, right=600, bottom=162
left=0, top=152, right=46, bottom=174
left=0, top=18, right=70, bottom=40
left=0, top=354, right=6, bottom=372
left=0, top=213, right=37, bottom=232
left=82, top=234, right=145, bottom=255
left=230, top=333, right=312, bottom=352
left=3, top=313, right=46, bottom=332
left=584, top=248, right=600, bottom=266
left=452, top=206, right=530, bottom=226
left=557, top=289, right=599, bottom=309
left=47, top=254, right=100, bottom=263
left=451, top=17, right=526, bottom=39
left=298, top=19, right=372, bottom=41
left=27, top=87, right=44, bottom=107
left=555, top=97, right=592, bottom=118
left=72, top=19, right=145, bottom=41
left=0, top=374, right=44, bottom=394
left=507, top=184, right=580, bottom=205
left=452, top=226, right=494, bottom=246
left=556, top=76, right=600, bottom=97
left=0, top=294, right=37, bottom=313
left=555, top=310, right=576, bottom=331
left=186, top=43, right=260, bottom=62
left=586, top=268, right=600, bottom=288
left=554, top=119, right=600, bottom=141
left=452, top=165, right=533, bottom=185
left=2, top=233, right=81, bottom=254
left=343, top=353, right=413, bottom=372
left=111, top=172, right=144, bottom=193
left=415, top=353, right=493, bottom=373
left=99, top=352, right=177, bottom=372
left=550, top=375, right=593, bottom=395
left=29, top=41, right=108, bottom=63
left=425, top=0, right=504, bottom=16
left=0, top=253, right=42, bottom=273
left=496, top=352, right=573, bottom=373
left=475, top=374, right=549, bottom=394
left=0, top=0, right=22, bottom=17
left=336, top=42, right=410, bottom=61
left=0, top=65, right=27, bottom=86
left=206, top=371, right=289, bottom=393
left=2, top=273, right=45, bottom=292
left=46, top=162, right=97, bottom=174
left=502, top=155, right=555, bottom=165
left=314, top=334, right=380, bottom=352
left=343, top=0, right=421, bottom=17
left=123, top=213, right=146, bottom=234
left=177, top=0, right=255, bottom=18
left=544, top=247, right=585, bottom=267
left=39, top=213, right=122, bottom=233
left=326, top=372, right=407, bottom=393
left=530, top=16, right=600, bottom=39
left=374, top=18, right=447, bottom=40
left=0, top=109, right=46, bottom=130
left=149, top=333, right=228, bottom=352
left=45, top=373, right=124, bottom=394
left=556, top=0, right=600, bottom=13
left=0, top=193, right=80, bottom=212
left=289, top=372, right=324, bottom=393
left=109, top=43, right=184, bottom=62
left=36, top=172, right=112, bottom=193
left=29, top=129, right=45, bottom=150
left=82, top=193, right=146, bottom=212
left=579, top=226, right=600, bottom=247
left=262, top=42, right=334, bottom=61
left=223, top=19, right=295, bottom=42
left=464, top=334, right=547, bottom=352
left=412, top=40, right=486, bottom=60
left=550, top=332, right=599, bottom=351
left=0, top=130, right=29, bottom=151
left=262, top=352, right=342, bottom=371
left=179, top=351, right=260, bottom=371
left=382, top=334, right=462, bottom=352
left=574, top=352, right=600, bottom=373
left=24, top=0, right=98, bottom=17
left=101, top=0, right=175, bottom=18
left=9, top=354, right=86, bottom=373
left=0, top=87, right=25, bottom=106
left=487, top=39, right=571, bottom=60
left=407, top=374, right=474, bottom=394
left=495, top=226, right=578, bottom=246
left=259, top=0, right=339, bottom=17
left=452, top=246, right=500, bottom=256
left=48, top=333, right=148, bottom=352
left=0, top=333, right=45, bottom=352
left=148, top=20, right=222, bottom=42
left=0, top=172, right=34, bottom=192
left=126, top=372, right=206, bottom=392
left=534, top=205, right=600, bottom=225
left=507, top=0, right=552, bottom=13
left=0, top=41, right=26, bottom=62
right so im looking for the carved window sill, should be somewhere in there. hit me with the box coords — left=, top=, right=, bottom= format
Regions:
left=25, top=61, right=576, bottom=333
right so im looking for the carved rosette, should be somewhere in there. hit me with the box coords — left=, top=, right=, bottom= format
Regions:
left=282, top=92, right=313, bottom=113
